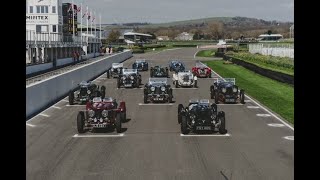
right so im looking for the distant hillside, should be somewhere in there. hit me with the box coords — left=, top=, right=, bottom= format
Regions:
left=139, top=16, right=292, bottom=29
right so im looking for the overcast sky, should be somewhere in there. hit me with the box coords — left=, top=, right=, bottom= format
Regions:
left=63, top=0, right=294, bottom=24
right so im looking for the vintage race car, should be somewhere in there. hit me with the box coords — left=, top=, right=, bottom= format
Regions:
left=210, top=78, right=245, bottom=104
left=150, top=65, right=169, bottom=78
left=192, top=62, right=212, bottom=78
left=107, top=63, right=124, bottom=78
left=169, top=60, right=186, bottom=73
left=68, top=81, right=106, bottom=105
left=178, top=99, right=227, bottom=134
left=76, top=97, right=126, bottom=133
left=143, top=78, right=173, bottom=103
left=117, top=68, right=142, bottom=88
left=132, top=59, right=148, bottom=71
left=172, top=70, right=197, bottom=88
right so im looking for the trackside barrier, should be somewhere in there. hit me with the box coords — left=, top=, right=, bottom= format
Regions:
left=26, top=50, right=132, bottom=119
left=26, top=53, right=99, bottom=75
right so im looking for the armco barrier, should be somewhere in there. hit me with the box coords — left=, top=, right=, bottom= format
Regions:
left=224, top=55, right=294, bottom=85
left=26, top=50, right=132, bottom=119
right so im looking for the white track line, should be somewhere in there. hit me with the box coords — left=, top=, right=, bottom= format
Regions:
left=52, top=106, right=62, bottom=109
left=65, top=104, right=86, bottom=107
left=172, top=88, right=198, bottom=89
left=180, top=133, right=231, bottom=137
left=26, top=123, right=36, bottom=127
left=138, top=103, right=173, bottom=106
left=283, top=136, right=294, bottom=141
left=62, top=99, right=69, bottom=102
left=247, top=105, right=260, bottom=108
left=256, top=114, right=272, bottom=117
left=268, top=123, right=285, bottom=127
left=39, top=113, right=50, bottom=117
left=217, top=104, right=243, bottom=106
left=198, top=62, right=294, bottom=131
left=244, top=100, right=251, bottom=102
left=73, top=133, right=125, bottom=138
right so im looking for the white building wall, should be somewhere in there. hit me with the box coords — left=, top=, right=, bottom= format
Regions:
left=26, top=0, right=62, bottom=33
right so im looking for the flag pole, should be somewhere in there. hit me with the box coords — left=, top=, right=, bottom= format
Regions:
left=99, top=13, right=101, bottom=41
left=80, top=2, right=82, bottom=45
left=94, top=11, right=96, bottom=37
left=90, top=9, right=92, bottom=35
left=72, top=0, right=75, bottom=39
left=86, top=6, right=88, bottom=45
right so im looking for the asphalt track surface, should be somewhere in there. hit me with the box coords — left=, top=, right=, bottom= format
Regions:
left=26, top=48, right=294, bottom=180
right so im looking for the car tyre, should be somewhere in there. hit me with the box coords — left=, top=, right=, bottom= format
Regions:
left=115, top=113, right=122, bottom=133
left=69, top=91, right=74, bottom=105
left=181, top=115, right=189, bottom=134
left=214, top=91, right=219, bottom=104
left=178, top=104, right=183, bottom=124
left=218, top=111, right=227, bottom=134
left=240, top=89, right=245, bottom=104
left=77, top=112, right=85, bottom=133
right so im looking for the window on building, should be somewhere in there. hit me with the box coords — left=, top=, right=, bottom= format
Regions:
left=37, top=6, right=40, bottom=13
left=52, top=25, right=57, bottom=32
left=41, top=6, right=44, bottom=13
left=52, top=6, right=56, bottom=13
left=29, top=6, right=33, bottom=13
left=45, top=6, right=48, bottom=13
left=36, top=25, right=41, bottom=33
left=41, top=25, right=48, bottom=32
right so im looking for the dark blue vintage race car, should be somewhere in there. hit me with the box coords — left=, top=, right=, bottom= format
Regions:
left=210, top=78, right=245, bottom=104
left=132, top=59, right=148, bottom=71
left=169, top=60, right=185, bottom=73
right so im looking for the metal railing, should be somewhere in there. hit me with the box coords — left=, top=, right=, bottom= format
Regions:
left=26, top=30, right=101, bottom=45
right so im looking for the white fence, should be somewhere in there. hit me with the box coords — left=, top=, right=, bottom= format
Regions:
left=249, top=44, right=294, bottom=59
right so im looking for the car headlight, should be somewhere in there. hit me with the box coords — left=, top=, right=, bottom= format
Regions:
left=87, top=90, right=91, bottom=94
left=161, top=86, right=166, bottom=91
left=102, top=110, right=108, bottom=117
left=122, top=76, right=126, bottom=80
left=233, top=87, right=238, bottom=92
left=88, top=110, right=95, bottom=117
left=150, top=87, right=155, bottom=91
left=222, top=88, right=226, bottom=93
left=130, top=76, right=134, bottom=80
left=190, top=114, right=196, bottom=119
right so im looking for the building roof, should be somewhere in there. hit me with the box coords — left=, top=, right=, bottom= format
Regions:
left=124, top=32, right=152, bottom=37
left=258, top=34, right=283, bottom=37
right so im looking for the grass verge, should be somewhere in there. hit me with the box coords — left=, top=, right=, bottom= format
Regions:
left=204, top=60, right=294, bottom=124
left=196, top=49, right=217, bottom=57
left=226, top=52, right=294, bottom=76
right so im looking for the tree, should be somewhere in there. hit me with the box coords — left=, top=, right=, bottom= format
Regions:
left=207, top=21, right=224, bottom=40
left=267, top=30, right=272, bottom=35
left=107, top=29, right=121, bottom=43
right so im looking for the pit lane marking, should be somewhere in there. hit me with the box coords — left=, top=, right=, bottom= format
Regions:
left=73, top=133, right=125, bottom=138
left=283, top=136, right=294, bottom=141
left=198, top=62, right=294, bottom=131
left=138, top=103, right=173, bottom=106
left=247, top=106, right=260, bottom=109
left=180, top=133, right=231, bottom=137
left=117, top=88, right=144, bottom=89
left=268, top=123, right=285, bottom=127
left=61, top=99, right=69, bottom=102
left=256, top=114, right=272, bottom=117
left=65, top=104, right=86, bottom=107
left=244, top=100, right=251, bottom=102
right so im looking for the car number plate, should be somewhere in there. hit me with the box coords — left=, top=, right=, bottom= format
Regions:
left=124, top=84, right=132, bottom=87
left=93, top=124, right=106, bottom=128
left=196, top=126, right=211, bottom=130
left=225, top=99, right=235, bottom=102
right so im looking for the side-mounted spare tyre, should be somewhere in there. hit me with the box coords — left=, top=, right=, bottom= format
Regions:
left=178, top=104, right=184, bottom=124
left=100, top=86, right=106, bottom=99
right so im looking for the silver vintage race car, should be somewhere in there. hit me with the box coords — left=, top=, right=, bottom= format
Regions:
left=107, top=63, right=124, bottom=78
left=172, top=70, right=198, bottom=88
left=143, top=78, right=173, bottom=103
left=117, top=68, right=142, bottom=88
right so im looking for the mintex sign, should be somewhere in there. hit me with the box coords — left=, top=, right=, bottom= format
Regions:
left=26, top=15, right=49, bottom=24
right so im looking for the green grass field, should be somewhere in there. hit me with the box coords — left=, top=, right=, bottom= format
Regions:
left=226, top=52, right=294, bottom=75
left=204, top=60, right=294, bottom=124
left=196, top=49, right=217, bottom=57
